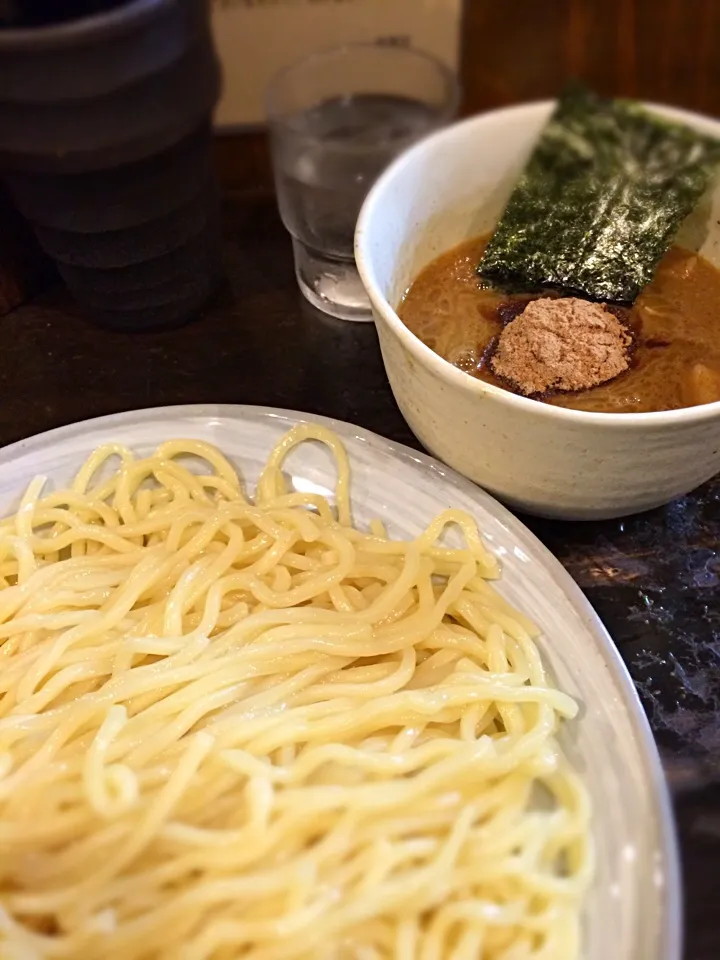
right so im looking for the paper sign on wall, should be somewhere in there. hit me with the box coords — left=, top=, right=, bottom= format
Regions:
left=211, top=0, right=463, bottom=129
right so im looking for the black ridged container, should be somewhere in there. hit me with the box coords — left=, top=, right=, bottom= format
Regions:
left=0, top=0, right=222, bottom=330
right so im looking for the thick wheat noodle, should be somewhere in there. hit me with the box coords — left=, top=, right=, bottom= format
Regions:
left=0, top=422, right=592, bottom=959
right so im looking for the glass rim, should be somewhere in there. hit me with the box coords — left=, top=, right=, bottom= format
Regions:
left=265, top=41, right=461, bottom=132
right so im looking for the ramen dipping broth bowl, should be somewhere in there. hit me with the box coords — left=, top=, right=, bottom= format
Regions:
left=355, top=102, right=720, bottom=520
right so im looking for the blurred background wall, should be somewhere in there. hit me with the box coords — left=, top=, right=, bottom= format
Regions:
left=461, top=0, right=718, bottom=114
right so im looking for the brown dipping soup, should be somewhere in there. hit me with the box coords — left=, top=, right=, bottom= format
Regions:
left=398, top=234, right=720, bottom=412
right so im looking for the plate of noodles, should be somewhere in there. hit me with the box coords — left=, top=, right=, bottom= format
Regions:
left=0, top=404, right=679, bottom=960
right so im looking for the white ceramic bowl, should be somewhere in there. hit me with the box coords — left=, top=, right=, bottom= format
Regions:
left=355, top=101, right=720, bottom=520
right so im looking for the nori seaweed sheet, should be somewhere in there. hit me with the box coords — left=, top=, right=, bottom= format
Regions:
left=478, top=86, right=720, bottom=303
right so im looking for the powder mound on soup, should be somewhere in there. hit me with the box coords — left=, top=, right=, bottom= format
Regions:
left=398, top=235, right=720, bottom=413
left=489, top=297, right=633, bottom=396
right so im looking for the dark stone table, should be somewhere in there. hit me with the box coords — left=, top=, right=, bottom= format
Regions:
left=4, top=192, right=719, bottom=958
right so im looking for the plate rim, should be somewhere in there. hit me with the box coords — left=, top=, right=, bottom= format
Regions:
left=0, top=402, right=682, bottom=958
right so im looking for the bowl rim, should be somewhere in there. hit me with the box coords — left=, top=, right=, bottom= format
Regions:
left=0, top=0, right=171, bottom=49
left=355, top=98, right=720, bottom=428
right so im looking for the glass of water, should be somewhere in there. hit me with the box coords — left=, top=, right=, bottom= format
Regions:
left=267, top=43, right=459, bottom=321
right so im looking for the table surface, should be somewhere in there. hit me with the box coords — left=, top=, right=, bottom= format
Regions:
left=4, top=191, right=720, bottom=959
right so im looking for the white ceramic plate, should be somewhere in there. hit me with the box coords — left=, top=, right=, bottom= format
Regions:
left=0, top=404, right=680, bottom=960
